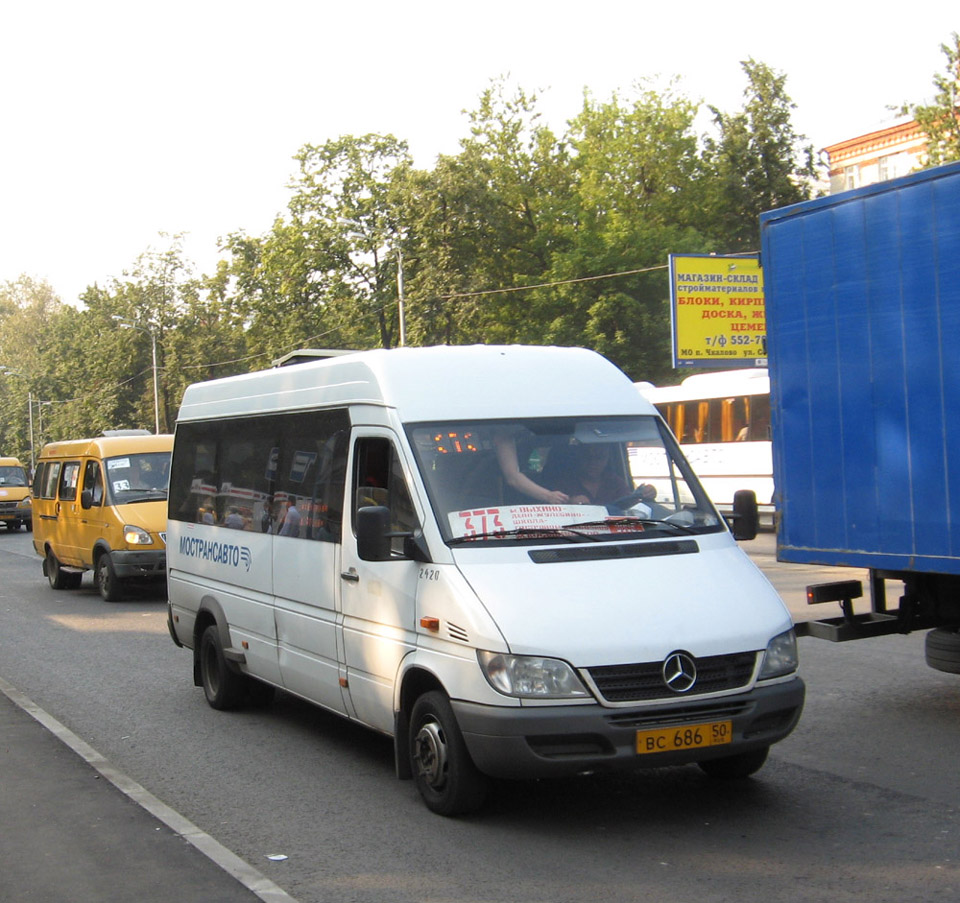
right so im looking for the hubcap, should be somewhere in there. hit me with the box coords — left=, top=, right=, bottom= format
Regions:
left=413, top=720, right=447, bottom=788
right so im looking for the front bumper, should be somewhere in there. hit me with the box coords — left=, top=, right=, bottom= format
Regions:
left=452, top=677, right=804, bottom=780
left=110, top=549, right=167, bottom=579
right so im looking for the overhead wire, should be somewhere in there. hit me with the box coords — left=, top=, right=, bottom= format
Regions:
left=12, top=261, right=668, bottom=413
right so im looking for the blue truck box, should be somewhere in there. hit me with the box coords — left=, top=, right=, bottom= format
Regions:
left=760, top=161, right=960, bottom=659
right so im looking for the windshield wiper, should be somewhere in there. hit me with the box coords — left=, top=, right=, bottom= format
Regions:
left=569, top=516, right=699, bottom=535
left=449, top=526, right=598, bottom=545
left=116, top=490, right=168, bottom=504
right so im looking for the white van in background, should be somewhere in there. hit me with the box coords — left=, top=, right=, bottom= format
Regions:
left=166, top=345, right=803, bottom=815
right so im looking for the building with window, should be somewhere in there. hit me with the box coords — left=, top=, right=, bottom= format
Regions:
left=823, top=118, right=927, bottom=194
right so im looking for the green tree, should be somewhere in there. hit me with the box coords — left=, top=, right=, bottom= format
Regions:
left=908, top=33, right=960, bottom=166
left=397, top=80, right=573, bottom=346
left=540, top=80, right=708, bottom=380
left=223, top=134, right=412, bottom=356
left=0, top=277, right=71, bottom=462
left=702, top=59, right=819, bottom=251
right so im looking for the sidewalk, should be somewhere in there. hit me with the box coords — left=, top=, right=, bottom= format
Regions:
left=0, top=686, right=290, bottom=903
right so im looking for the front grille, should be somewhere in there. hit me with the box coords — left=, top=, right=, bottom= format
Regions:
left=0, top=501, right=17, bottom=514
left=588, top=651, right=757, bottom=702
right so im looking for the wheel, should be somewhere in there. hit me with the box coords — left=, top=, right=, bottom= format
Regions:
left=6, top=520, right=21, bottom=531
left=925, top=628, right=960, bottom=674
left=409, top=691, right=488, bottom=816
left=95, top=553, right=124, bottom=602
left=46, top=550, right=70, bottom=590
left=199, top=624, right=245, bottom=710
left=698, top=746, right=769, bottom=779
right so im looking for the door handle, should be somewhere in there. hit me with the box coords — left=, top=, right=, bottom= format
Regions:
left=340, top=568, right=360, bottom=583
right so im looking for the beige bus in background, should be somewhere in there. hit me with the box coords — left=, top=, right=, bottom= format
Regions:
left=32, top=431, right=172, bottom=601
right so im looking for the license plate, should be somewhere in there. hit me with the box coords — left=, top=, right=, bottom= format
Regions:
left=636, top=720, right=733, bottom=755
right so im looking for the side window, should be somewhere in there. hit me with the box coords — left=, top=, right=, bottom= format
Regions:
left=274, top=410, right=350, bottom=542
left=218, top=421, right=276, bottom=532
left=353, top=437, right=419, bottom=554
left=58, top=461, right=81, bottom=502
left=169, top=409, right=351, bottom=542
left=82, top=460, right=104, bottom=506
left=41, top=462, right=61, bottom=499
left=33, top=462, right=47, bottom=497
left=169, top=424, right=219, bottom=525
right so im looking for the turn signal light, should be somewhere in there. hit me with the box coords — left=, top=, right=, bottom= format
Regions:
left=420, top=616, right=440, bottom=631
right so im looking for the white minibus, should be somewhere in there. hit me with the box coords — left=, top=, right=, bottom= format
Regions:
left=166, top=346, right=803, bottom=815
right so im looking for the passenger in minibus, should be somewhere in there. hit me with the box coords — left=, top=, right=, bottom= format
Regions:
left=553, top=444, right=630, bottom=505
left=493, top=432, right=569, bottom=504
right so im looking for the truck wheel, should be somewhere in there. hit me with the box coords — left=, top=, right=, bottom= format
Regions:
left=95, top=553, right=123, bottom=602
left=409, top=691, right=488, bottom=816
left=199, top=624, right=245, bottom=710
left=46, top=550, right=70, bottom=590
left=925, top=628, right=960, bottom=674
left=698, top=746, right=769, bottom=779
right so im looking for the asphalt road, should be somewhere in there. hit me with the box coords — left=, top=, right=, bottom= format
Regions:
left=1, top=529, right=957, bottom=902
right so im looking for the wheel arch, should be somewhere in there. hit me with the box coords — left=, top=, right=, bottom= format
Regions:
left=191, top=596, right=237, bottom=687
left=394, top=663, right=447, bottom=780
left=92, top=539, right=113, bottom=568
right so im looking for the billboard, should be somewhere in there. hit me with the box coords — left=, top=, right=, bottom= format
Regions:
left=669, top=254, right=766, bottom=368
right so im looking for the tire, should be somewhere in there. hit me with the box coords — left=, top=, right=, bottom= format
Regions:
left=925, top=628, right=960, bottom=674
left=46, top=550, right=70, bottom=590
left=409, top=691, right=488, bottom=816
left=199, top=624, right=245, bottom=710
left=95, top=553, right=124, bottom=602
left=698, top=746, right=769, bottom=779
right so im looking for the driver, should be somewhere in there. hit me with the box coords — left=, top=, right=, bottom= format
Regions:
left=556, top=444, right=629, bottom=505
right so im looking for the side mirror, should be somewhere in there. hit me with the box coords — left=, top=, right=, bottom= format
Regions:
left=81, top=489, right=93, bottom=510
left=356, top=506, right=391, bottom=561
left=729, top=489, right=758, bottom=541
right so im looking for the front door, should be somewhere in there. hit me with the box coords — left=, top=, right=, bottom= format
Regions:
left=76, top=459, right=109, bottom=563
left=339, top=431, right=422, bottom=732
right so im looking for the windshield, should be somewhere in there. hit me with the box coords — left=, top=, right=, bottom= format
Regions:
left=104, top=452, right=170, bottom=504
left=0, top=465, right=28, bottom=487
left=407, top=416, right=722, bottom=544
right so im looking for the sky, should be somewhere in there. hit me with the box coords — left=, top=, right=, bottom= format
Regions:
left=2, top=0, right=957, bottom=305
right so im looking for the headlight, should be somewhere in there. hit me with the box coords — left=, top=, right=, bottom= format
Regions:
left=17, top=497, right=31, bottom=510
left=759, top=629, right=799, bottom=680
left=123, top=525, right=153, bottom=545
left=478, top=651, right=590, bottom=698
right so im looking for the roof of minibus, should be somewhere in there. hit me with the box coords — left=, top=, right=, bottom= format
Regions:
left=0, top=457, right=25, bottom=467
left=176, top=345, right=655, bottom=423
left=38, top=433, right=174, bottom=460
